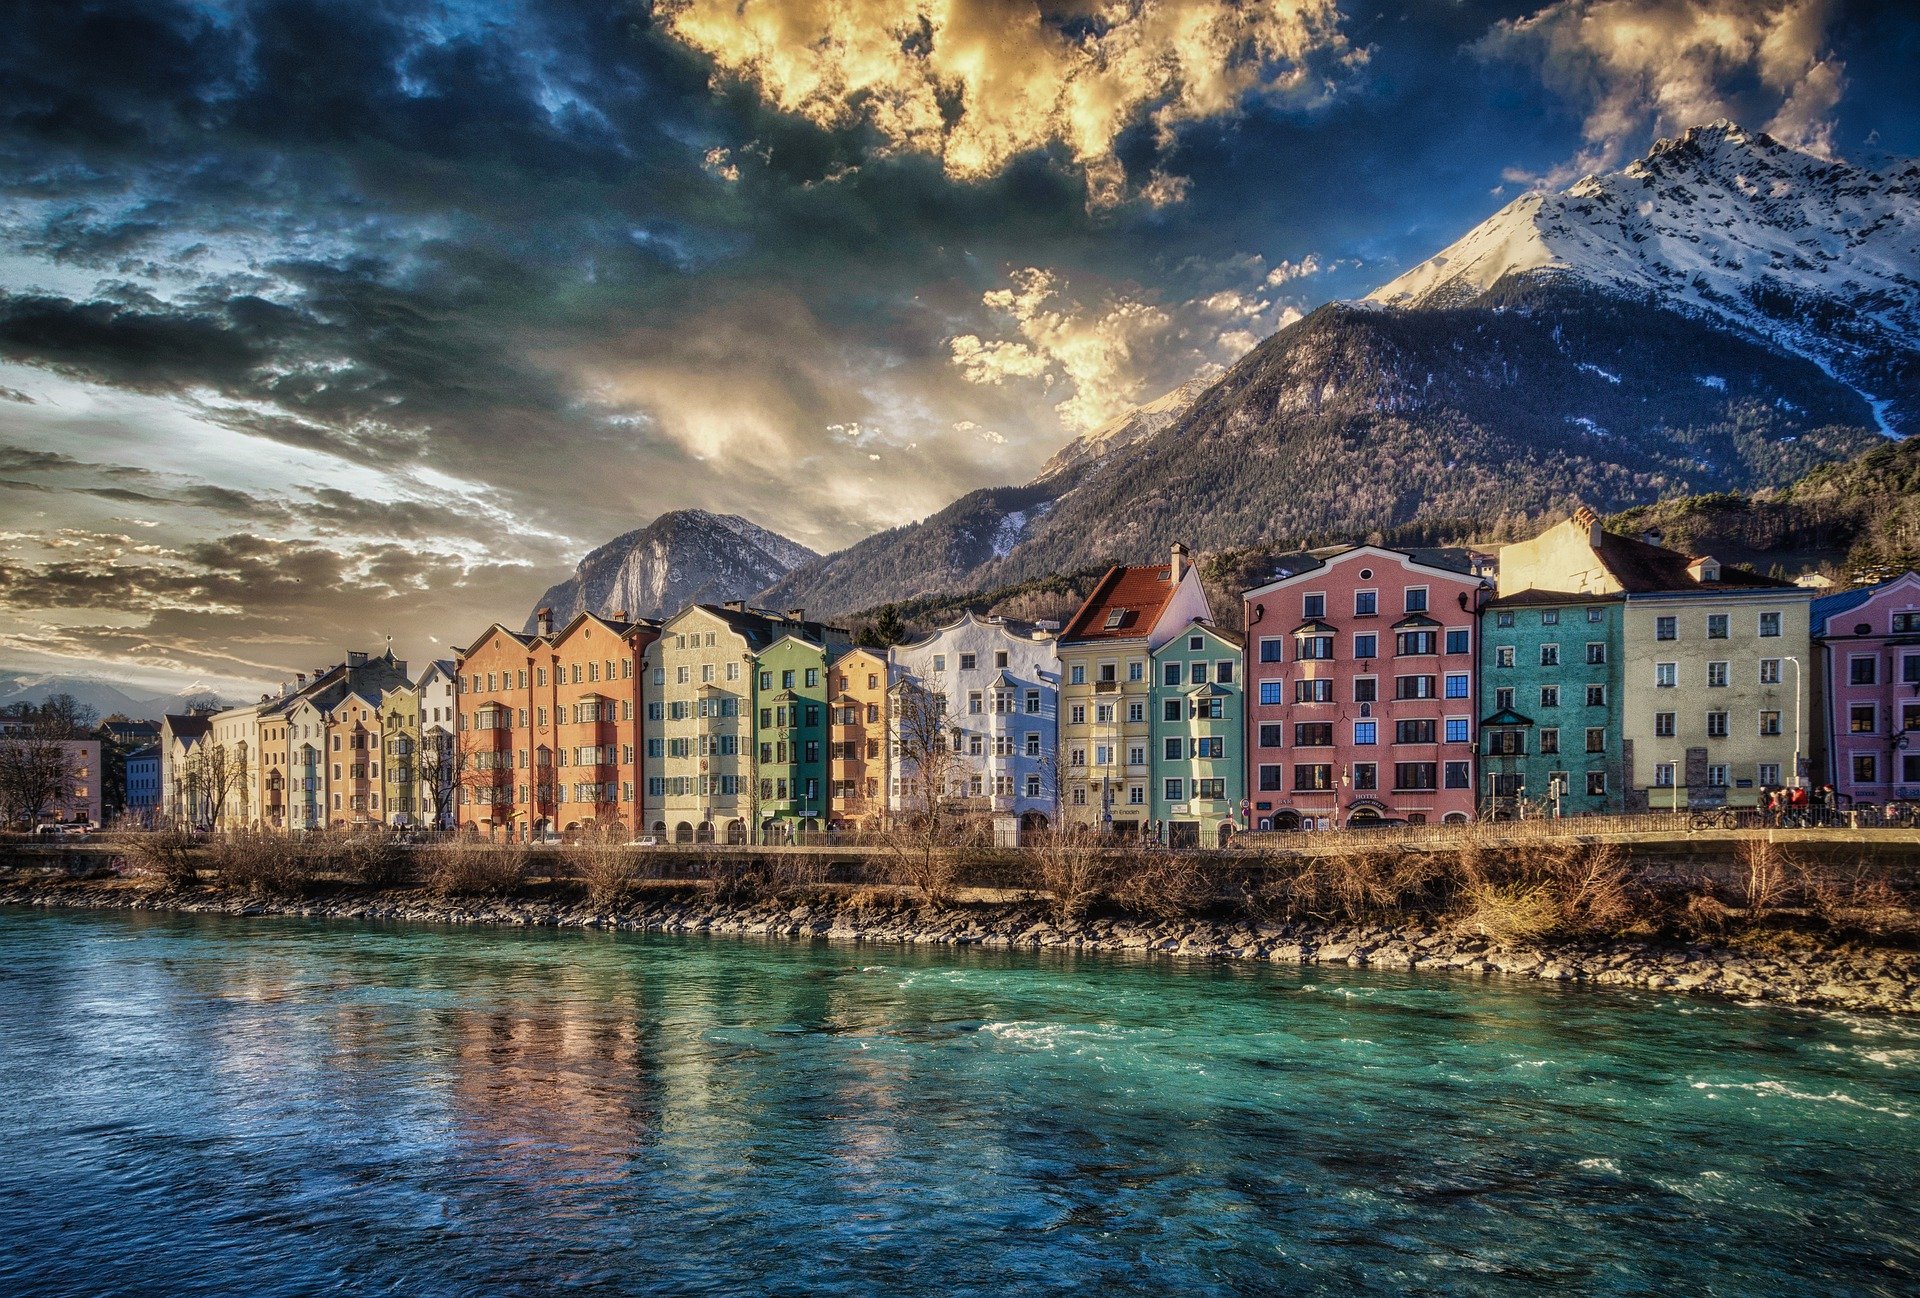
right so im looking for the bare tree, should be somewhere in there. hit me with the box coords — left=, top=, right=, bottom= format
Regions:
left=0, top=739, right=78, bottom=829
left=880, top=682, right=988, bottom=901
left=414, top=727, right=462, bottom=829
left=456, top=730, right=515, bottom=839
left=1028, top=750, right=1113, bottom=921
left=189, top=742, right=250, bottom=830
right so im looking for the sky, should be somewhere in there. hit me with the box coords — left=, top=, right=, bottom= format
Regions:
left=1, top=0, right=1916, bottom=700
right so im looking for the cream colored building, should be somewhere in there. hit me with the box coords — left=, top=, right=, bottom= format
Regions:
left=206, top=700, right=266, bottom=829
left=1056, top=544, right=1212, bottom=835
left=1501, top=509, right=1814, bottom=808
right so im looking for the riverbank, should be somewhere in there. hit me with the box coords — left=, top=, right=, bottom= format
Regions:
left=5, top=874, right=1918, bottom=1014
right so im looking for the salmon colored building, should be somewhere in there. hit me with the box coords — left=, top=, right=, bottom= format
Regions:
left=533, top=609, right=658, bottom=838
left=828, top=646, right=892, bottom=831
left=454, top=623, right=535, bottom=838
left=1243, top=546, right=1490, bottom=829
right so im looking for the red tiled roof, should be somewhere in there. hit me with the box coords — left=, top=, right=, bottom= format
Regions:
left=1062, top=563, right=1178, bottom=642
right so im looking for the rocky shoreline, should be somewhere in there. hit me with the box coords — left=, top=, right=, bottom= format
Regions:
left=5, top=876, right=1918, bottom=1014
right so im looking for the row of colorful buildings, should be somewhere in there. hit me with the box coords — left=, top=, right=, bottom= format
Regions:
left=160, top=508, right=1920, bottom=841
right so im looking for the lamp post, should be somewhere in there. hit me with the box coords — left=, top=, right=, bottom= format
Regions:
left=1784, top=654, right=1804, bottom=788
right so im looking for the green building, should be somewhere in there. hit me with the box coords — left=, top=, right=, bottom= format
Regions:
left=1479, top=591, right=1626, bottom=816
left=1149, top=621, right=1245, bottom=848
left=753, top=634, right=839, bottom=841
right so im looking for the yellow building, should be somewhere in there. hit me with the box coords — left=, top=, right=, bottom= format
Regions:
left=1500, top=509, right=1814, bottom=808
left=1056, top=544, right=1213, bottom=835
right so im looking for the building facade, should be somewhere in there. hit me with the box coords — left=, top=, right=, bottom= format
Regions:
left=124, top=744, right=160, bottom=826
left=416, top=660, right=458, bottom=828
left=827, top=647, right=892, bottom=832
left=1478, top=591, right=1626, bottom=816
left=1059, top=545, right=1211, bottom=836
left=381, top=683, right=422, bottom=827
left=1501, top=510, right=1813, bottom=809
left=1149, top=621, right=1244, bottom=847
left=754, top=635, right=838, bottom=839
left=1812, top=572, right=1920, bottom=807
left=889, top=612, right=1060, bottom=845
left=535, top=612, right=656, bottom=838
left=1244, top=546, right=1487, bottom=828
left=454, top=625, right=535, bottom=838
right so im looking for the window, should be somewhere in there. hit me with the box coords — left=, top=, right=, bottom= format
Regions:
left=1758, top=611, right=1781, bottom=637
left=1353, top=721, right=1377, bottom=745
left=1850, top=657, right=1878, bottom=686
left=1444, top=673, right=1470, bottom=699
left=1585, top=727, right=1606, bottom=754
left=1395, top=675, right=1436, bottom=700
left=1586, top=643, right=1606, bottom=665
left=1586, top=772, right=1607, bottom=797
left=1707, top=711, right=1730, bottom=738
left=1163, top=661, right=1183, bottom=686
left=1540, top=685, right=1560, bottom=708
left=1539, top=728, right=1560, bottom=754
left=1352, top=633, right=1378, bottom=661
left=1539, top=644, right=1560, bottom=667
left=1586, top=685, right=1606, bottom=707
left=1488, top=729, right=1523, bottom=756
left=1128, top=701, right=1145, bottom=724
left=1259, top=724, right=1283, bottom=748
left=1706, top=661, right=1729, bottom=688
left=1163, top=699, right=1182, bottom=722
left=1541, top=609, right=1559, bottom=626
left=1303, top=593, right=1326, bottom=618
left=1353, top=763, right=1377, bottom=790
left=1297, top=635, right=1333, bottom=660
left=1654, top=762, right=1676, bottom=788
left=1707, top=764, right=1728, bottom=789
left=1295, top=723, right=1334, bottom=747
left=1259, top=639, right=1284, bottom=664
left=1850, top=704, right=1876, bottom=734
left=1162, top=736, right=1182, bottom=762
left=1495, top=646, right=1516, bottom=668
left=1194, top=736, right=1224, bottom=759
left=1759, top=710, right=1782, bottom=737
left=1259, top=682, right=1283, bottom=706
left=1294, top=764, right=1333, bottom=791
left=1355, top=590, right=1377, bottom=616
left=1258, top=764, right=1282, bottom=791
left=1655, top=662, right=1677, bottom=688
left=1445, top=629, right=1471, bottom=655
left=1495, top=611, right=1515, bottom=629
left=1444, top=718, right=1470, bottom=743
left=1758, top=762, right=1783, bottom=787
left=1852, top=753, right=1878, bottom=784
left=1164, top=778, right=1184, bottom=802
left=1189, top=662, right=1210, bottom=685
left=1707, top=613, right=1729, bottom=640
left=1295, top=678, right=1333, bottom=703
left=1128, top=661, right=1144, bottom=683
left=1588, top=607, right=1605, bottom=624
left=1025, top=690, right=1041, bottom=714
left=1759, top=658, right=1782, bottom=685
left=1405, top=587, right=1428, bottom=613
left=1397, top=630, right=1437, bottom=656
left=1393, top=762, right=1436, bottom=790
left=1444, top=761, right=1471, bottom=789
left=1656, top=616, right=1677, bottom=641
left=1395, top=719, right=1436, bottom=744
left=1495, top=687, right=1514, bottom=711
left=1353, top=678, right=1377, bottom=703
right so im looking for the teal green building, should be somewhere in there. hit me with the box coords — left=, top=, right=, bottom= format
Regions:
left=1479, top=591, right=1625, bottom=816
left=1149, top=622, right=1245, bottom=847
left=754, top=635, right=838, bottom=840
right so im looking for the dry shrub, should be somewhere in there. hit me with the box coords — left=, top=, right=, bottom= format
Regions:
left=125, top=827, right=199, bottom=887
left=325, top=831, right=412, bottom=887
left=1109, top=851, right=1217, bottom=920
left=422, top=838, right=527, bottom=898
left=207, top=830, right=315, bottom=897
left=1246, top=844, right=1442, bottom=925
left=1455, top=841, right=1634, bottom=946
left=1676, top=890, right=1733, bottom=937
left=1028, top=828, right=1115, bottom=922
left=1737, top=838, right=1793, bottom=914
left=576, top=833, right=642, bottom=909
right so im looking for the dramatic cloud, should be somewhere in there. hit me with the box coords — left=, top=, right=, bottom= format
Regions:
left=1481, top=0, right=1847, bottom=184
left=658, top=0, right=1357, bottom=206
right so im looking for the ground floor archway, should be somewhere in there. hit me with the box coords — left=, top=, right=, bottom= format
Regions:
left=1271, top=810, right=1302, bottom=832
left=674, top=821, right=694, bottom=843
left=725, top=819, right=747, bottom=845
left=695, top=821, right=715, bottom=844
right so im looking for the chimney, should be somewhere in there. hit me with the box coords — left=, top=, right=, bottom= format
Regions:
left=536, top=606, right=553, bottom=636
left=1642, top=528, right=1663, bottom=549
left=296, top=672, right=307, bottom=688
left=784, top=607, right=806, bottom=622
left=612, top=608, right=628, bottom=622
left=1170, top=541, right=1188, bottom=582
left=347, top=650, right=368, bottom=667
left=724, top=599, right=747, bottom=612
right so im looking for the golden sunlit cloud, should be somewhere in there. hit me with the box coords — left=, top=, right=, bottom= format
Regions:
left=658, top=0, right=1354, bottom=206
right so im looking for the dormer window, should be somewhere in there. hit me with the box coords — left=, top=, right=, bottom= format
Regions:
left=1103, top=608, right=1127, bottom=629
left=1690, top=556, right=1721, bottom=583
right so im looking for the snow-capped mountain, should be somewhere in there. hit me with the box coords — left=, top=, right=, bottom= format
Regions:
left=526, top=510, right=816, bottom=630
left=1369, top=121, right=1920, bottom=432
left=1036, top=372, right=1220, bottom=481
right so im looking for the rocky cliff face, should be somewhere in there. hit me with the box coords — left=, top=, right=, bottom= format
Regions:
left=527, top=510, right=816, bottom=631
left=763, top=123, right=1910, bottom=616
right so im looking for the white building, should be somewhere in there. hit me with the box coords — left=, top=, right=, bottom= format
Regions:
left=889, top=612, right=1061, bottom=845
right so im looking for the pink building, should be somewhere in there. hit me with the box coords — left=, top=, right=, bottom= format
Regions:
left=1243, top=546, right=1490, bottom=829
left=1812, top=573, right=1920, bottom=808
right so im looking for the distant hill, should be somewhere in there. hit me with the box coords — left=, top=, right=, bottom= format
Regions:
left=0, top=673, right=228, bottom=721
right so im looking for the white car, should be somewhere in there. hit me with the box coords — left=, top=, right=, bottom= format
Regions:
left=631, top=836, right=660, bottom=847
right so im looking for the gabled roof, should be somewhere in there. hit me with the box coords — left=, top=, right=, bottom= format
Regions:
left=894, top=609, right=1056, bottom=652
left=675, top=604, right=849, bottom=653
left=1591, top=530, right=1793, bottom=594
left=1244, top=544, right=1487, bottom=598
left=1062, top=563, right=1181, bottom=642
left=1812, top=572, right=1920, bottom=635
left=1292, top=618, right=1338, bottom=635
left=458, top=624, right=534, bottom=659
left=1485, top=589, right=1623, bottom=609
left=549, top=609, right=662, bottom=646
left=1186, top=681, right=1232, bottom=699
left=1482, top=707, right=1534, bottom=728
left=163, top=713, right=213, bottom=740
left=1392, top=613, right=1441, bottom=629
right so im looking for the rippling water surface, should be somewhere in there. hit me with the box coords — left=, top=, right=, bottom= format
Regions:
left=2, top=910, right=1918, bottom=1296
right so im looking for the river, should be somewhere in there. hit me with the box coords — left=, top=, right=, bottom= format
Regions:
left=1, top=908, right=1916, bottom=1296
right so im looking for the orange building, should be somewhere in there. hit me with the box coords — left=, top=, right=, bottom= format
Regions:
left=529, top=610, right=658, bottom=839
left=454, top=623, right=536, bottom=838
left=324, top=688, right=386, bottom=827
left=828, top=646, right=892, bottom=832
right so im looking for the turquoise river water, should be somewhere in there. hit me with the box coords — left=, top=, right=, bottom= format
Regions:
left=1, top=909, right=1917, bottom=1296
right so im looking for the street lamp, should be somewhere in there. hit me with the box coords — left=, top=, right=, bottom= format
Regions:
left=1784, top=654, right=1804, bottom=788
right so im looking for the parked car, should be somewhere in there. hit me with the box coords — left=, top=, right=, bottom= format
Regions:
left=631, top=835, right=660, bottom=847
